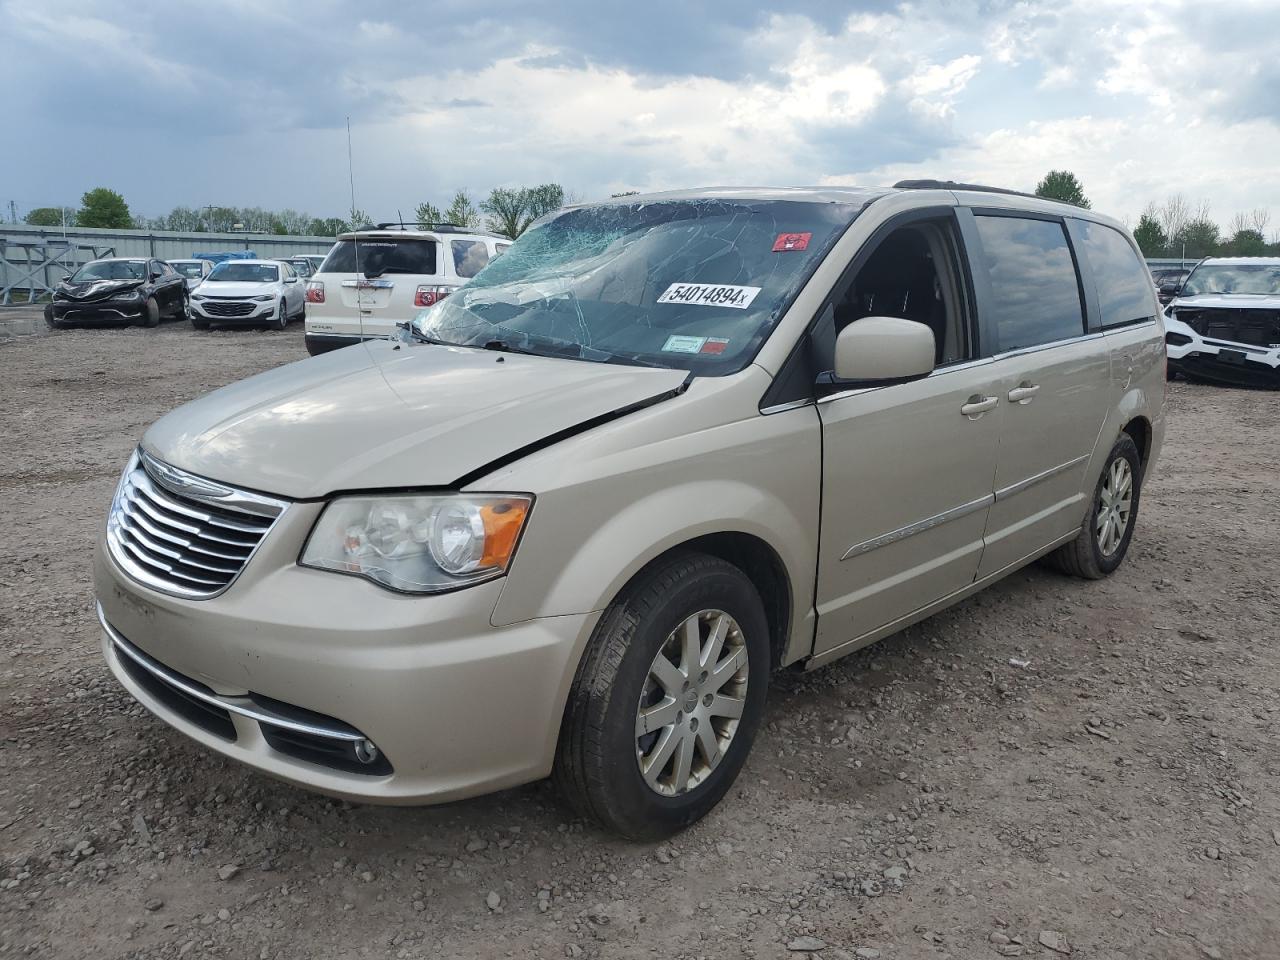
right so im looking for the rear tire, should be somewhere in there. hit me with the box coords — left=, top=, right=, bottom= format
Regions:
left=1044, top=434, right=1142, bottom=579
left=140, top=298, right=160, bottom=328
left=554, top=553, right=770, bottom=840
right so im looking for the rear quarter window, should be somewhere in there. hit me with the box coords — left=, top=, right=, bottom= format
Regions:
left=1077, top=221, right=1157, bottom=327
left=973, top=215, right=1085, bottom=352
left=451, top=239, right=491, bottom=278
left=320, top=238, right=437, bottom=276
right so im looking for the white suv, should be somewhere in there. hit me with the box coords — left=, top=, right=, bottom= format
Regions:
left=303, top=224, right=510, bottom=355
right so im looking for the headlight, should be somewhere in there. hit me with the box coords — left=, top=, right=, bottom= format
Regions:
left=118, top=289, right=143, bottom=301
left=192, top=294, right=206, bottom=301
left=252, top=295, right=274, bottom=302
left=299, top=494, right=532, bottom=594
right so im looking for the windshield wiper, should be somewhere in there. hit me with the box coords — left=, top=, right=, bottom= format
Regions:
left=481, top=339, right=542, bottom=356
left=399, top=323, right=455, bottom=347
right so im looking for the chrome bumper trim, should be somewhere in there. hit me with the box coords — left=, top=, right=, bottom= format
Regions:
left=97, top=602, right=365, bottom=743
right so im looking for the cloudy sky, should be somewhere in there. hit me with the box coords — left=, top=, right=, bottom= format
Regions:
left=3, top=0, right=1279, bottom=229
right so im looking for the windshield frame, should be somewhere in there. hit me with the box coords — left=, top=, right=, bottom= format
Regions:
left=1180, top=262, right=1280, bottom=297
left=412, top=198, right=863, bottom=375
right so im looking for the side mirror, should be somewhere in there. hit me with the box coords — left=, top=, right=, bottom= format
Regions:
left=285, top=276, right=298, bottom=283
left=824, top=316, right=936, bottom=389
left=1157, top=278, right=1180, bottom=294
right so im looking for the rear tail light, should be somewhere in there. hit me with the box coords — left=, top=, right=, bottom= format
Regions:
left=415, top=285, right=453, bottom=308
left=306, top=281, right=325, bottom=304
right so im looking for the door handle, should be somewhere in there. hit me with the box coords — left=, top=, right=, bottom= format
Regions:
left=961, top=395, right=999, bottom=419
left=1008, top=382, right=1040, bottom=404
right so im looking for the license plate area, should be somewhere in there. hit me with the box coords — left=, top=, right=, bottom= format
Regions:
left=1218, top=349, right=1246, bottom=365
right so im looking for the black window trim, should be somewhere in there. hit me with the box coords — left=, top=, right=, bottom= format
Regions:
left=959, top=206, right=1094, bottom=353
left=760, top=204, right=981, bottom=412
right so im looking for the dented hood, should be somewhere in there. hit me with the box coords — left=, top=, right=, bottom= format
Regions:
left=141, top=340, right=688, bottom=498
left=56, top=278, right=144, bottom=301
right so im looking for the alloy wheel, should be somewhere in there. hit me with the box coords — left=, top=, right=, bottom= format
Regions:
left=635, top=609, right=749, bottom=797
left=1096, top=458, right=1133, bottom=557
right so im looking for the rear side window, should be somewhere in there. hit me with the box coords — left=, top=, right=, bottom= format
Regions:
left=1077, top=221, right=1156, bottom=327
left=451, top=239, right=490, bottom=278
left=974, top=216, right=1085, bottom=351
left=320, top=238, right=437, bottom=276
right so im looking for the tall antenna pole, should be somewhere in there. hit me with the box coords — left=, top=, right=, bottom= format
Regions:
left=346, top=116, right=364, bottom=345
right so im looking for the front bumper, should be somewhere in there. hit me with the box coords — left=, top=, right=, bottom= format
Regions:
left=52, top=298, right=144, bottom=322
left=1165, top=316, right=1280, bottom=389
left=190, top=299, right=281, bottom=324
left=94, top=517, right=598, bottom=804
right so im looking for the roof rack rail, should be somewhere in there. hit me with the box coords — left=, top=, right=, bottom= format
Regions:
left=372, top=221, right=469, bottom=232
left=893, top=179, right=1040, bottom=200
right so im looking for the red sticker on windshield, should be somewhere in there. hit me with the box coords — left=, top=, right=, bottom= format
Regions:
left=772, top=232, right=811, bottom=252
left=701, top=337, right=730, bottom=354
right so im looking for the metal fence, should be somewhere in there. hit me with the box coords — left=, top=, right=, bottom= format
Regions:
left=1, top=224, right=337, bottom=303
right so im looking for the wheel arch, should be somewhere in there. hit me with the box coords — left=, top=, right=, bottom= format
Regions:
left=619, top=532, right=794, bottom=672
left=1121, top=415, right=1152, bottom=465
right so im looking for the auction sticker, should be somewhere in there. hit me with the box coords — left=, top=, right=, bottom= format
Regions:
left=657, top=282, right=761, bottom=310
left=662, top=335, right=707, bottom=353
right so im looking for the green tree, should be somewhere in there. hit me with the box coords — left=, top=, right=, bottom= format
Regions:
left=24, top=206, right=77, bottom=226
left=481, top=187, right=530, bottom=239
left=1132, top=211, right=1167, bottom=257
left=308, top=217, right=348, bottom=236
left=526, top=183, right=565, bottom=220
left=444, top=190, right=481, bottom=228
left=414, top=201, right=444, bottom=226
left=610, top=190, right=640, bottom=198
left=1034, top=170, right=1090, bottom=208
left=1224, top=228, right=1267, bottom=256
left=75, top=187, right=133, bottom=228
left=1172, top=218, right=1221, bottom=259
left=346, top=208, right=373, bottom=230
left=481, top=183, right=566, bottom=238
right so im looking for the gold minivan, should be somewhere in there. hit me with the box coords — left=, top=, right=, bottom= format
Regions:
left=95, top=183, right=1165, bottom=838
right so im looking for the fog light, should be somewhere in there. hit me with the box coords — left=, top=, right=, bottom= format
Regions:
left=353, top=739, right=380, bottom=765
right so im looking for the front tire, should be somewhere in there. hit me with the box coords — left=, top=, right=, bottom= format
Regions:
left=44, top=304, right=68, bottom=329
left=1045, top=434, right=1142, bottom=579
left=554, top=553, right=770, bottom=840
left=271, top=300, right=288, bottom=330
left=140, top=298, right=160, bottom=327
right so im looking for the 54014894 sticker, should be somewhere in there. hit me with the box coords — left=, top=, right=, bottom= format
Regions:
left=657, top=282, right=762, bottom=310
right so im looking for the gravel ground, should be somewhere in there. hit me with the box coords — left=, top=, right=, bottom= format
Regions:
left=2, top=322, right=1279, bottom=960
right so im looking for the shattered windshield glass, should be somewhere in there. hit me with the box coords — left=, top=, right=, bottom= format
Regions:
left=1181, top=263, right=1280, bottom=297
left=412, top=198, right=860, bottom=373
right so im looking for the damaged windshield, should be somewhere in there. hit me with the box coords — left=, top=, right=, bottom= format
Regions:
left=411, top=198, right=860, bottom=372
left=1181, top=263, right=1280, bottom=297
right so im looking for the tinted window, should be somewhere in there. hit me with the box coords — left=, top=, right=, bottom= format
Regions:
left=321, top=238, right=437, bottom=276
left=1078, top=222, right=1155, bottom=327
left=451, top=239, right=490, bottom=278
left=974, top=216, right=1084, bottom=351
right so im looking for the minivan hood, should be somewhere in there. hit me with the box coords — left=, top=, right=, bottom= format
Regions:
left=197, top=281, right=278, bottom=298
left=1171, top=293, right=1280, bottom=311
left=142, top=341, right=689, bottom=498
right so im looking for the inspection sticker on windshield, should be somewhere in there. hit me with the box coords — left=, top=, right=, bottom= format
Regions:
left=657, top=282, right=761, bottom=310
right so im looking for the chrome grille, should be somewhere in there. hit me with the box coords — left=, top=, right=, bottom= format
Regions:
left=106, top=452, right=286, bottom=599
left=201, top=299, right=258, bottom=317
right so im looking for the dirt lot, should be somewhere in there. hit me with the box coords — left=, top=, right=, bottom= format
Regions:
left=2, top=322, right=1279, bottom=960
